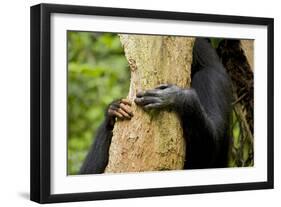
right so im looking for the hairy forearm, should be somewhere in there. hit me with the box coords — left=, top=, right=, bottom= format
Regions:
left=79, top=118, right=113, bottom=174
left=174, top=88, right=219, bottom=168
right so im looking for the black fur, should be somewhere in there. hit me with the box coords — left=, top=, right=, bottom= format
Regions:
left=79, top=110, right=114, bottom=174
left=80, top=38, right=232, bottom=174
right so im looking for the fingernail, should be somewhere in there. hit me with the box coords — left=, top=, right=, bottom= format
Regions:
left=136, top=92, right=143, bottom=97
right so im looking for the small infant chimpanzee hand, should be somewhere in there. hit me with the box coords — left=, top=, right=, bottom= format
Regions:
left=134, top=84, right=182, bottom=110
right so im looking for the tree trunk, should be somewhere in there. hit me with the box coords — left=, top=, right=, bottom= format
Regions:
left=105, top=35, right=195, bottom=173
left=240, top=40, right=254, bottom=71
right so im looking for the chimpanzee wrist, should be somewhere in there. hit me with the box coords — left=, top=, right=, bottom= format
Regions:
left=174, top=88, right=196, bottom=112
left=104, top=112, right=116, bottom=130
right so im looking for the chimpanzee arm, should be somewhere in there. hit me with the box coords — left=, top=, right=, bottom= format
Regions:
left=80, top=99, right=133, bottom=174
left=79, top=116, right=114, bottom=174
left=176, top=65, right=232, bottom=168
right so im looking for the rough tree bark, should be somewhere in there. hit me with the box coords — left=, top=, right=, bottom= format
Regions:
left=105, top=35, right=195, bottom=173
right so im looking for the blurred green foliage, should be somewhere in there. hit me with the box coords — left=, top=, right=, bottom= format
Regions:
left=210, top=38, right=223, bottom=49
left=228, top=110, right=254, bottom=167
left=67, top=32, right=130, bottom=175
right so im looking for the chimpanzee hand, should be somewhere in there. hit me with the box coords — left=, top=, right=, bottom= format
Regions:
left=107, top=99, right=133, bottom=120
left=134, top=84, right=182, bottom=110
left=106, top=99, right=133, bottom=128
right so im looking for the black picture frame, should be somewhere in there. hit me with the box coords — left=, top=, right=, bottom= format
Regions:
left=30, top=3, right=274, bottom=204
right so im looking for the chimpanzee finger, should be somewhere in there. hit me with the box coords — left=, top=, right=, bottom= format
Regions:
left=117, top=108, right=131, bottom=119
left=135, top=96, right=161, bottom=106
left=136, top=91, right=144, bottom=98
left=155, top=84, right=170, bottom=90
left=120, top=99, right=132, bottom=106
left=108, top=109, right=124, bottom=119
left=136, top=89, right=161, bottom=98
left=120, top=103, right=133, bottom=117
left=143, top=103, right=163, bottom=110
